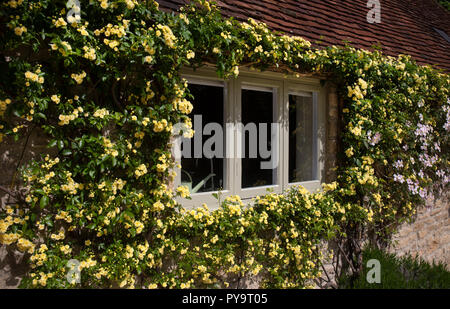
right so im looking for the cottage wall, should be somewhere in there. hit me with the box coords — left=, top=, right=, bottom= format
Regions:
left=391, top=193, right=449, bottom=267
left=0, top=87, right=448, bottom=288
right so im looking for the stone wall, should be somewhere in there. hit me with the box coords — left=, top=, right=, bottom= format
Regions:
left=390, top=193, right=450, bottom=268
left=0, top=88, right=448, bottom=288
left=325, top=85, right=339, bottom=183
left=0, top=127, right=51, bottom=288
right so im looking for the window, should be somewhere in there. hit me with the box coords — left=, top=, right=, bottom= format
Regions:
left=288, top=92, right=318, bottom=183
left=241, top=88, right=276, bottom=188
left=180, top=83, right=225, bottom=194
left=175, top=68, right=325, bottom=208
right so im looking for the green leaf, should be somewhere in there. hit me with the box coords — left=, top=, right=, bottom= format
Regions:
left=36, top=112, right=47, bottom=120
left=62, top=149, right=72, bottom=156
left=88, top=169, right=96, bottom=179
left=34, top=189, right=45, bottom=195
left=97, top=155, right=109, bottom=166
left=48, top=140, right=58, bottom=148
left=363, top=140, right=369, bottom=149
left=12, top=107, right=22, bottom=118
left=40, top=196, right=49, bottom=209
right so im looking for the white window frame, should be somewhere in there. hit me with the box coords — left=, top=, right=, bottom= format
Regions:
left=175, top=67, right=326, bottom=209
left=173, top=72, right=234, bottom=208
left=234, top=76, right=283, bottom=199
left=282, top=82, right=324, bottom=192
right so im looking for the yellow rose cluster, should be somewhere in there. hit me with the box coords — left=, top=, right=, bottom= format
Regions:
left=93, top=108, right=109, bottom=119
left=173, top=98, right=193, bottom=114
left=58, top=107, right=83, bottom=125
left=0, top=232, right=20, bottom=245
left=25, top=70, right=44, bottom=84
left=83, top=46, right=97, bottom=61
left=347, top=78, right=368, bottom=104
left=7, top=0, right=24, bottom=8
left=103, top=137, right=119, bottom=157
left=156, top=24, right=177, bottom=49
left=14, top=25, right=27, bottom=36
left=71, top=71, right=87, bottom=84
left=134, top=164, right=148, bottom=178
left=176, top=185, right=190, bottom=198
left=0, top=98, right=11, bottom=117
left=30, top=245, right=48, bottom=268
left=152, top=119, right=169, bottom=132
left=156, top=153, right=170, bottom=173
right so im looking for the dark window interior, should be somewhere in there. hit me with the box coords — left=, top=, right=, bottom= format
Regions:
left=241, top=89, right=275, bottom=188
left=180, top=84, right=224, bottom=193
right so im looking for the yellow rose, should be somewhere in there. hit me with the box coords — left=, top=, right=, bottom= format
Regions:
left=345, top=147, right=354, bottom=157
left=51, top=95, right=60, bottom=104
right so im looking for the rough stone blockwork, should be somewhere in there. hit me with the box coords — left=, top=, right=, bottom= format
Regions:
left=391, top=193, right=450, bottom=268
left=0, top=129, right=51, bottom=288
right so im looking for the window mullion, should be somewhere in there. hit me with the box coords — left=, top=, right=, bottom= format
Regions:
left=233, top=78, right=242, bottom=196
left=282, top=81, right=289, bottom=191
left=312, top=92, right=319, bottom=180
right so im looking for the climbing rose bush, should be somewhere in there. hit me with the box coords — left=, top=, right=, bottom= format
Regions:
left=0, top=0, right=448, bottom=288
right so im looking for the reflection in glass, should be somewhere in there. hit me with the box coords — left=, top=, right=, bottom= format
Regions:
left=289, top=94, right=316, bottom=183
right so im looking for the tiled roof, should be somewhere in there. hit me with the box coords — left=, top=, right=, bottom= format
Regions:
left=157, top=0, right=450, bottom=72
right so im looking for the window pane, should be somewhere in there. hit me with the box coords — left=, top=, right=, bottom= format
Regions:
left=181, top=84, right=224, bottom=194
left=289, top=94, right=316, bottom=183
left=241, top=88, right=276, bottom=188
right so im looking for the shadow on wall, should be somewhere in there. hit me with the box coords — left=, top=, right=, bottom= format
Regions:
left=0, top=126, right=53, bottom=288
left=0, top=245, right=29, bottom=288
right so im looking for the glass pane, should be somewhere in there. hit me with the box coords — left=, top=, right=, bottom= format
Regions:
left=241, top=88, right=276, bottom=188
left=180, top=84, right=224, bottom=194
left=289, top=94, right=316, bottom=183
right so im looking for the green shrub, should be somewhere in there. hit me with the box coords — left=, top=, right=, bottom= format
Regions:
left=339, top=247, right=450, bottom=289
